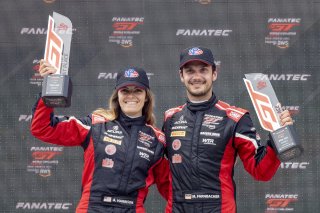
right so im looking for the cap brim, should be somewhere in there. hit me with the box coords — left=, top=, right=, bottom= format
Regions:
left=179, top=59, right=214, bottom=68
left=116, top=82, right=148, bottom=90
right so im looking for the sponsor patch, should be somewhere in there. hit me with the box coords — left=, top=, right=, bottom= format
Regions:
left=203, top=114, right=223, bottom=124
left=170, top=131, right=186, bottom=137
left=107, top=126, right=123, bottom=134
left=139, top=151, right=150, bottom=161
left=102, top=158, right=114, bottom=168
left=172, top=154, right=182, bottom=163
left=124, top=68, right=139, bottom=78
left=138, top=131, right=154, bottom=144
left=105, top=144, right=117, bottom=155
left=200, top=132, right=220, bottom=137
left=188, top=47, right=203, bottom=55
left=202, top=138, right=216, bottom=145
left=172, top=125, right=188, bottom=130
left=174, top=115, right=188, bottom=124
left=184, top=193, right=220, bottom=200
left=137, top=146, right=154, bottom=154
left=103, top=136, right=122, bottom=145
left=172, top=139, right=182, bottom=150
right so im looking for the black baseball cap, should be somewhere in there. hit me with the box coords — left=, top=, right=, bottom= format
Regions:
left=115, top=67, right=149, bottom=90
left=179, top=46, right=215, bottom=68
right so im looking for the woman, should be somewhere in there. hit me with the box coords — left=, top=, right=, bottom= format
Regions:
left=31, top=61, right=169, bottom=213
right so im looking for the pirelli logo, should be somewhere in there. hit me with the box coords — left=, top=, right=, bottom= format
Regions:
left=170, top=131, right=186, bottom=137
left=103, top=136, right=122, bottom=145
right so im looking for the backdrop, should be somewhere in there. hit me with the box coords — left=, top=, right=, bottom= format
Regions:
left=0, top=0, right=319, bottom=212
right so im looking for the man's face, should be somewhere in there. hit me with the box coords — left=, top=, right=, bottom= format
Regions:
left=180, top=61, right=217, bottom=101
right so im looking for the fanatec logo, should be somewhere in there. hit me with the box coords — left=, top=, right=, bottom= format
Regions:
left=21, top=25, right=76, bottom=35
left=16, top=202, right=72, bottom=210
left=253, top=74, right=311, bottom=81
left=280, top=162, right=309, bottom=169
left=176, top=29, right=232, bottom=36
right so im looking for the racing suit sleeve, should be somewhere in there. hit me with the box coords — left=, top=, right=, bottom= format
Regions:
left=234, top=113, right=280, bottom=181
left=30, top=96, right=91, bottom=146
left=153, top=157, right=170, bottom=200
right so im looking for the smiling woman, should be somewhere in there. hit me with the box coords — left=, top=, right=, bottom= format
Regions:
left=31, top=64, right=169, bottom=213
left=118, top=86, right=146, bottom=117
left=93, top=68, right=156, bottom=125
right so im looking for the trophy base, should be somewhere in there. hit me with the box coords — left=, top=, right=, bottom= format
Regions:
left=269, top=125, right=303, bottom=162
left=42, top=75, right=72, bottom=108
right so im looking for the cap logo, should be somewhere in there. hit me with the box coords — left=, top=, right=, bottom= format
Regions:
left=124, top=69, right=139, bottom=78
left=188, top=47, right=203, bottom=55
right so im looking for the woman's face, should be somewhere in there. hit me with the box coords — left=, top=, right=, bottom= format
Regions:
left=118, top=86, right=147, bottom=117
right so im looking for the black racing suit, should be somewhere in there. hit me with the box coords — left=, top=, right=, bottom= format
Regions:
left=162, top=94, right=280, bottom=213
left=31, top=97, right=169, bottom=213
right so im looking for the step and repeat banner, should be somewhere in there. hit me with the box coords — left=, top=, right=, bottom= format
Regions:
left=0, top=0, right=319, bottom=212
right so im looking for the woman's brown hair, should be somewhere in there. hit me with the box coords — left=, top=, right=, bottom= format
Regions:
left=92, top=89, right=156, bottom=125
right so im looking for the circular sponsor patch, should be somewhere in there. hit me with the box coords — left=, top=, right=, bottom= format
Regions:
left=172, top=139, right=181, bottom=151
left=105, top=144, right=116, bottom=155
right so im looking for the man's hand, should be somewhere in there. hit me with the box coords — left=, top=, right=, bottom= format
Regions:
left=39, top=59, right=57, bottom=77
left=279, top=110, right=293, bottom=126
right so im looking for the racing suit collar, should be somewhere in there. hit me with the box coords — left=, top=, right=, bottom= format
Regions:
left=118, top=111, right=146, bottom=133
left=186, top=93, right=218, bottom=112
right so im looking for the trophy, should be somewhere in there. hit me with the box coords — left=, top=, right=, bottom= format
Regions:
left=42, top=12, right=73, bottom=107
left=243, top=73, right=303, bottom=161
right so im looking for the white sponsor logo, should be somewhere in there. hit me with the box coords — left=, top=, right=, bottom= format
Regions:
left=16, top=202, right=72, bottom=210
left=280, top=162, right=309, bottom=169
left=202, top=124, right=216, bottom=130
left=265, top=194, right=298, bottom=199
left=200, top=132, right=220, bottom=137
left=139, top=151, right=150, bottom=161
left=176, top=29, right=232, bottom=36
left=104, top=132, right=124, bottom=140
left=185, top=194, right=220, bottom=199
left=174, top=115, right=187, bottom=124
left=253, top=74, right=311, bottom=81
left=172, top=125, right=188, bottom=130
left=137, top=146, right=154, bottom=154
left=19, top=114, right=33, bottom=122
left=103, top=196, right=112, bottom=202
left=139, top=140, right=151, bottom=148
left=107, top=127, right=123, bottom=135
left=202, top=138, right=216, bottom=145
left=268, top=18, right=301, bottom=23
left=20, top=27, right=75, bottom=35
left=116, top=198, right=134, bottom=205
left=31, top=147, right=63, bottom=152
left=112, top=17, right=144, bottom=22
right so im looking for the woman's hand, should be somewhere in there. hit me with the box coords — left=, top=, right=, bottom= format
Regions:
left=39, top=59, right=57, bottom=77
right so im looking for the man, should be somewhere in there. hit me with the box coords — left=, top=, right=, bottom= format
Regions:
left=162, top=46, right=293, bottom=213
